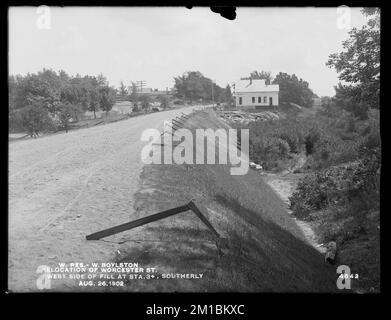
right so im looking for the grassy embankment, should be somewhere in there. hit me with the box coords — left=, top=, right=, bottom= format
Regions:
left=114, top=109, right=336, bottom=292
left=228, top=105, right=380, bottom=293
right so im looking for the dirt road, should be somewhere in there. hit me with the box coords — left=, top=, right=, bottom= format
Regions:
left=8, top=107, right=196, bottom=291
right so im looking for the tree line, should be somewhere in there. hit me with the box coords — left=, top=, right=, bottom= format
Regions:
left=325, top=8, right=380, bottom=119
left=173, top=69, right=317, bottom=109
left=173, top=71, right=233, bottom=104
left=246, top=70, right=316, bottom=108
left=9, top=69, right=116, bottom=137
left=8, top=67, right=318, bottom=138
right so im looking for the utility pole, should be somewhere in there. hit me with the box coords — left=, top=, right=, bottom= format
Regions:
left=136, top=80, right=146, bottom=93
left=211, top=80, right=215, bottom=107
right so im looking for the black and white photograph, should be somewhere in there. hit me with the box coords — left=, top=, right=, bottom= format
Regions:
left=8, top=6, right=380, bottom=295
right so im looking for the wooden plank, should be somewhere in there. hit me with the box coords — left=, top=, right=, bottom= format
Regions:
left=188, top=201, right=220, bottom=238
left=86, top=204, right=190, bottom=240
left=173, top=116, right=184, bottom=123
left=172, top=118, right=184, bottom=126
left=166, top=122, right=180, bottom=132
left=170, top=121, right=181, bottom=129
left=86, top=201, right=220, bottom=241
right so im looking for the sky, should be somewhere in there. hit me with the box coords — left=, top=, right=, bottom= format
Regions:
left=9, top=6, right=368, bottom=97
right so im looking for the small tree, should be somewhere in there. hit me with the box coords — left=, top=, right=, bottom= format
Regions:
left=250, top=70, right=273, bottom=85
left=272, top=72, right=314, bottom=108
left=129, top=82, right=139, bottom=102
left=326, top=8, right=380, bottom=115
left=57, top=103, right=81, bottom=133
left=223, top=84, right=233, bottom=104
left=19, top=103, right=53, bottom=138
left=158, top=95, right=170, bottom=109
left=139, top=95, right=151, bottom=112
left=119, top=81, right=128, bottom=97
left=88, top=89, right=100, bottom=119
left=99, top=86, right=116, bottom=117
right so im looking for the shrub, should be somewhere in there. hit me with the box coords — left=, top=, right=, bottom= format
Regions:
left=9, top=109, right=25, bottom=132
left=57, top=103, right=82, bottom=132
left=173, top=99, right=184, bottom=105
left=291, top=202, right=312, bottom=220
left=159, top=95, right=171, bottom=109
left=290, top=155, right=379, bottom=226
left=139, top=95, right=151, bottom=111
left=18, top=103, right=54, bottom=137
left=304, top=126, right=321, bottom=155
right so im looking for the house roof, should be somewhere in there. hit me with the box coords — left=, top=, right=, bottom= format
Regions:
left=234, top=79, right=279, bottom=93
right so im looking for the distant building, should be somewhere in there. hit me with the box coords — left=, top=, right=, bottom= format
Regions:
left=111, top=101, right=132, bottom=114
left=233, top=79, right=279, bottom=109
left=128, top=86, right=173, bottom=97
left=138, top=87, right=153, bottom=93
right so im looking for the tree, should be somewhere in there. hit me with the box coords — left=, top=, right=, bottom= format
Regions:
left=250, top=70, right=273, bottom=85
left=11, top=69, right=62, bottom=113
left=99, top=86, right=116, bottom=116
left=326, top=8, right=380, bottom=118
left=96, top=73, right=108, bottom=86
left=139, top=95, right=151, bottom=112
left=9, top=69, right=122, bottom=133
left=9, top=75, right=19, bottom=117
left=57, top=103, right=81, bottom=133
left=223, top=84, right=233, bottom=104
left=173, top=71, right=225, bottom=103
left=129, top=82, right=139, bottom=102
left=19, top=102, right=53, bottom=138
left=272, top=72, right=314, bottom=108
left=118, top=81, right=128, bottom=97
left=88, top=86, right=100, bottom=119
left=158, top=95, right=170, bottom=109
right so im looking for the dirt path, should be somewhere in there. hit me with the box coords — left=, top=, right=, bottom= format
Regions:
left=8, top=107, right=197, bottom=292
left=263, top=172, right=326, bottom=254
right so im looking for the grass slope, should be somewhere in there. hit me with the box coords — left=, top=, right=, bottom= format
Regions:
left=116, top=110, right=337, bottom=292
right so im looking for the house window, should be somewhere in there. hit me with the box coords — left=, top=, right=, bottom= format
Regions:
left=263, top=96, right=267, bottom=103
left=238, top=97, right=242, bottom=105
left=258, top=97, right=262, bottom=103
left=252, top=97, right=255, bottom=103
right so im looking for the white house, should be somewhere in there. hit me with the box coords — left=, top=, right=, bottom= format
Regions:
left=233, top=79, right=279, bottom=109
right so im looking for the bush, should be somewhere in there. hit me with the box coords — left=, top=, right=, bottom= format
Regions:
left=18, top=103, right=54, bottom=137
left=173, top=99, right=184, bottom=105
left=139, top=95, right=151, bottom=111
left=304, top=126, right=321, bottom=155
left=291, top=202, right=312, bottom=220
left=57, top=103, right=82, bottom=132
left=243, top=106, right=378, bottom=173
left=9, top=110, right=25, bottom=132
left=278, top=130, right=302, bottom=153
left=290, top=155, right=380, bottom=223
left=158, top=95, right=171, bottom=109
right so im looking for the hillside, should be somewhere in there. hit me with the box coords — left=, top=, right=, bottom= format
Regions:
left=115, top=110, right=337, bottom=292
